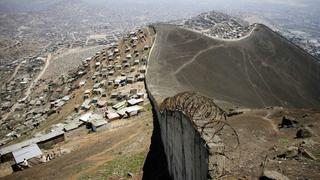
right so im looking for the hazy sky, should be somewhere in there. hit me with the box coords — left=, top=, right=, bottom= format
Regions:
left=0, top=0, right=318, bottom=12
left=0, top=0, right=318, bottom=25
left=0, top=0, right=317, bottom=12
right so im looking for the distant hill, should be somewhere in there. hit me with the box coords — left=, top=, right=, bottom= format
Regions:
left=147, top=24, right=320, bottom=108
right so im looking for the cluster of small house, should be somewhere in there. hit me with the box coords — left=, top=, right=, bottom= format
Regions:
left=183, top=11, right=254, bottom=39
left=0, top=28, right=152, bottom=174
left=77, top=29, right=150, bottom=121
left=106, top=90, right=145, bottom=120
left=67, top=28, right=151, bottom=132
left=0, top=64, right=88, bottom=147
left=1, top=57, right=45, bottom=112
left=46, top=30, right=121, bottom=52
left=0, top=129, right=65, bottom=172
left=209, top=23, right=254, bottom=39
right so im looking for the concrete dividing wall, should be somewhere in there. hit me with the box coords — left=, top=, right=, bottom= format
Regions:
left=145, top=86, right=209, bottom=180
left=159, top=110, right=209, bottom=180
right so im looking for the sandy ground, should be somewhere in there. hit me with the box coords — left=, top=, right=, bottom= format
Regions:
left=42, top=46, right=104, bottom=80
left=223, top=108, right=320, bottom=178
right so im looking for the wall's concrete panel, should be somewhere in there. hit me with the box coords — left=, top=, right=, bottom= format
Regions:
left=159, top=110, right=209, bottom=180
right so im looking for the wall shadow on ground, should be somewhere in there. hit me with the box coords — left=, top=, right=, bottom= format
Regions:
left=142, top=102, right=171, bottom=180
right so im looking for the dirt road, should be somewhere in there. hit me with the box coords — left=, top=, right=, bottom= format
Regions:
left=1, top=53, right=52, bottom=121
left=6, top=61, right=23, bottom=83
left=24, top=53, right=51, bottom=97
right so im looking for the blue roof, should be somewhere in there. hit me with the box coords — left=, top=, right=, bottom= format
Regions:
left=12, top=144, right=42, bottom=164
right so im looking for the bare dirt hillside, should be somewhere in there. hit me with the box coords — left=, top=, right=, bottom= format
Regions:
left=147, top=24, right=320, bottom=108
left=42, top=46, right=104, bottom=80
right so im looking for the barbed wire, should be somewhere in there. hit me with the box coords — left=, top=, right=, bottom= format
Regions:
left=159, top=91, right=241, bottom=178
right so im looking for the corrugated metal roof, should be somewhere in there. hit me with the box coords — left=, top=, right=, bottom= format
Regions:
left=126, top=105, right=143, bottom=113
left=117, top=108, right=127, bottom=116
left=79, top=112, right=93, bottom=122
left=106, top=112, right=120, bottom=120
left=0, top=138, right=38, bottom=155
left=12, top=144, right=42, bottom=164
left=64, top=121, right=84, bottom=132
left=37, top=130, right=64, bottom=142
left=127, top=98, right=144, bottom=106
left=112, top=101, right=127, bottom=110
left=79, top=113, right=104, bottom=123
left=0, top=131, right=64, bottom=156
left=91, top=119, right=108, bottom=127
